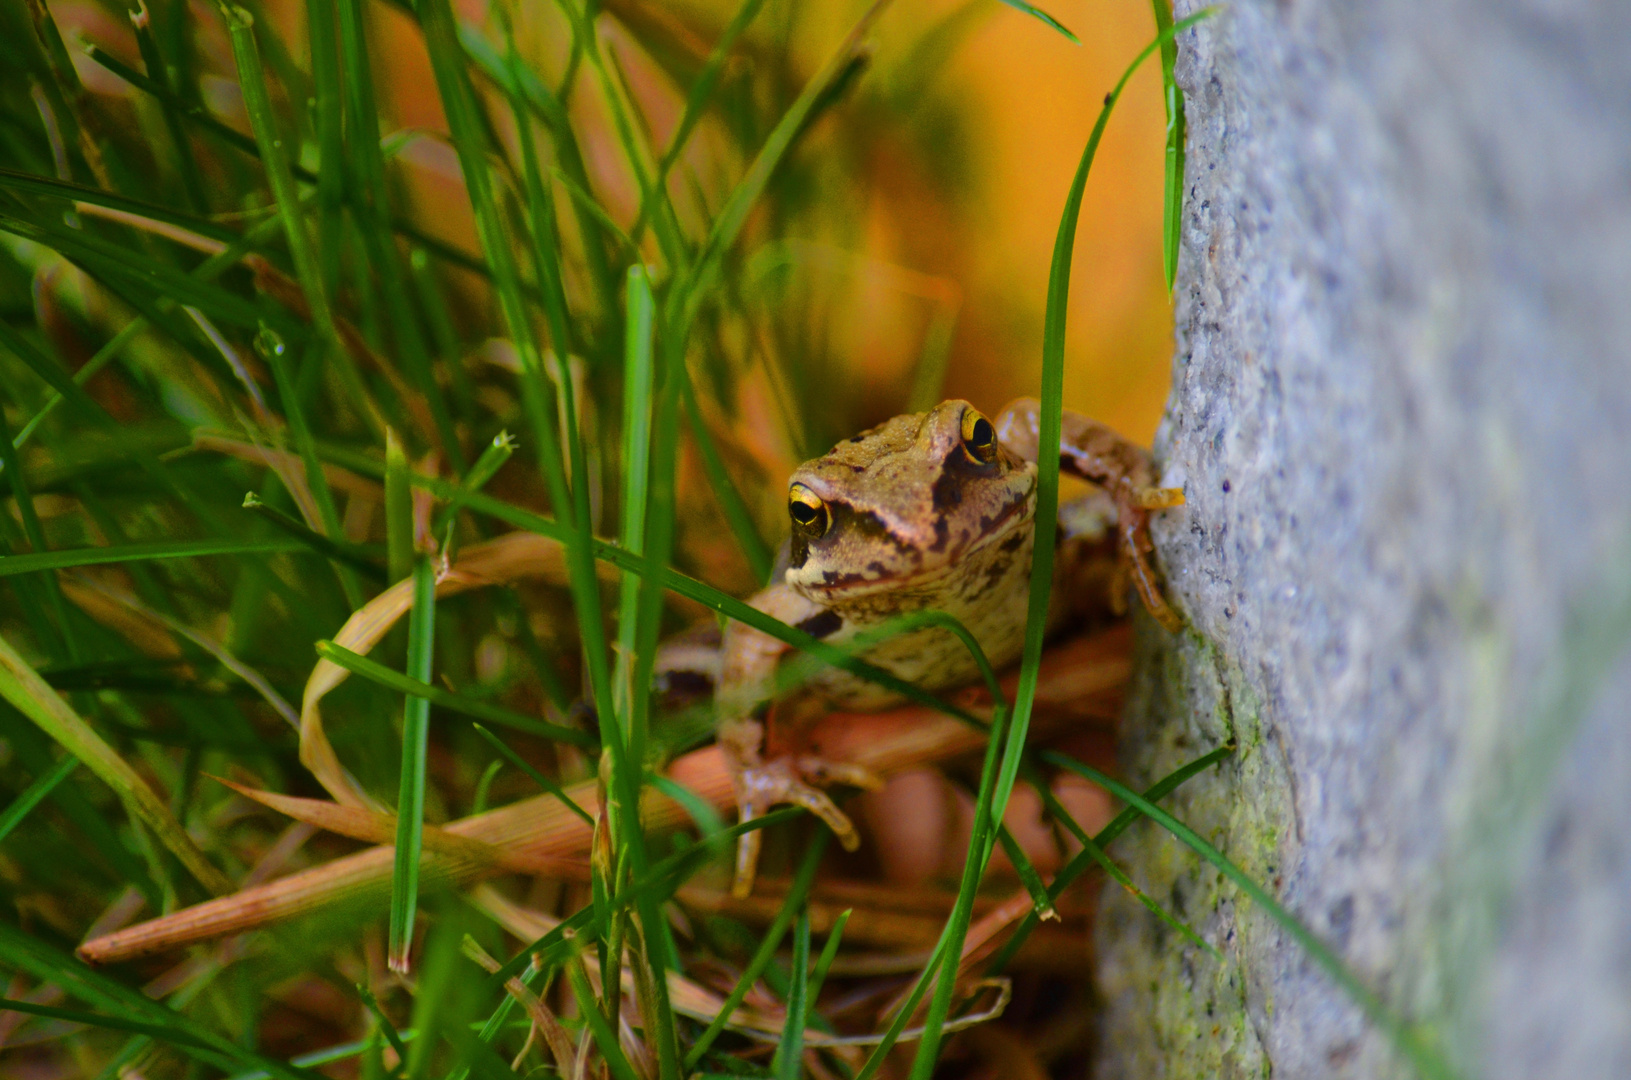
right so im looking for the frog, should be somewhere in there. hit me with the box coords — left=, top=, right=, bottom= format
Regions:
left=715, top=397, right=1184, bottom=896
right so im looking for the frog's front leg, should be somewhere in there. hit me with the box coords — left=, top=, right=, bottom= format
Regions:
left=997, top=397, right=1186, bottom=631
left=718, top=584, right=880, bottom=898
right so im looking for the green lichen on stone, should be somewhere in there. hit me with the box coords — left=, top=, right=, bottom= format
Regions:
left=1093, top=616, right=1296, bottom=1079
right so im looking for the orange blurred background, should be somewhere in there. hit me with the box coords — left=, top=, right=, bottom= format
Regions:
left=358, top=0, right=1175, bottom=443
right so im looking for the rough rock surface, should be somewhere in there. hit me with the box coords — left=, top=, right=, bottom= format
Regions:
left=1094, top=3, right=1631, bottom=1078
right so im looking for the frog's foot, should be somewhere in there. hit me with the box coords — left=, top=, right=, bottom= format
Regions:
left=730, top=755, right=883, bottom=899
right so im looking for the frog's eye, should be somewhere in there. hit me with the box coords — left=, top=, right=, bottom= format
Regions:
left=788, top=483, right=829, bottom=536
left=961, top=408, right=998, bottom=464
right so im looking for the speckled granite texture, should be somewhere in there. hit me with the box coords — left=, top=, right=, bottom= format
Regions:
left=1094, top=3, right=1631, bottom=1077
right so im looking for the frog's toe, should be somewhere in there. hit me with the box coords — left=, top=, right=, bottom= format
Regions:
left=796, top=756, right=884, bottom=793
left=1136, top=485, right=1186, bottom=510
left=732, top=813, right=766, bottom=900
left=1124, top=545, right=1184, bottom=632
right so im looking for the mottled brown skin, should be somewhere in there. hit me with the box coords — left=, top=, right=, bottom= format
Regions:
left=718, top=399, right=1183, bottom=896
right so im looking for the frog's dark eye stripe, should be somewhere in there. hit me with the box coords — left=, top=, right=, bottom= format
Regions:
left=789, top=483, right=830, bottom=536
left=961, top=408, right=998, bottom=464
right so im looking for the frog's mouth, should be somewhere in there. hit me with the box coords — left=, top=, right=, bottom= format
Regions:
left=792, top=490, right=1032, bottom=596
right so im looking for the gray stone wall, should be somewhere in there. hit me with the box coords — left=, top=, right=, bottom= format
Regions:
left=1094, top=3, right=1631, bottom=1078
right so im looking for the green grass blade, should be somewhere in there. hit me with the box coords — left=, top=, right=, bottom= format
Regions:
left=81, top=42, right=262, bottom=159
left=995, top=823, right=1056, bottom=919
left=548, top=165, right=638, bottom=254
left=772, top=907, right=812, bottom=1080
left=561, top=1, right=684, bottom=270
left=242, top=493, right=386, bottom=580
left=130, top=1, right=209, bottom=212
left=0, top=398, right=76, bottom=659
left=317, top=642, right=594, bottom=747
left=304, top=0, right=346, bottom=297
left=0, top=997, right=223, bottom=1055
left=0, top=539, right=304, bottom=577
left=0, top=167, right=239, bottom=243
left=564, top=956, right=643, bottom=1080
left=0, top=632, right=229, bottom=895
left=683, top=831, right=830, bottom=1069
left=1028, top=785, right=1217, bottom=957
left=0, top=706, right=157, bottom=903
left=224, top=1028, right=421, bottom=1080
left=388, top=556, right=438, bottom=972
left=252, top=325, right=355, bottom=599
left=898, top=700, right=1010, bottom=1079
left=458, top=432, right=517, bottom=502
left=0, top=214, right=263, bottom=327
left=629, top=0, right=769, bottom=246
left=615, top=265, right=656, bottom=752
left=356, top=982, right=411, bottom=1065
left=647, top=772, right=725, bottom=844
left=0, top=754, right=77, bottom=844
left=1148, top=0, right=1184, bottom=291
left=454, top=23, right=620, bottom=321
left=983, top=0, right=1217, bottom=901
left=676, top=0, right=891, bottom=333
left=1044, top=752, right=1459, bottom=1080
left=338, top=0, right=464, bottom=472
left=993, top=0, right=1078, bottom=44
left=385, top=428, right=413, bottom=584
left=808, top=906, right=849, bottom=1003
left=0, top=921, right=315, bottom=1079
left=776, top=608, right=1008, bottom=718
left=466, top=723, right=595, bottom=826
left=219, top=1, right=380, bottom=436
left=984, top=746, right=1232, bottom=974
left=484, top=808, right=803, bottom=986
left=680, top=381, right=773, bottom=582
left=416, top=0, right=614, bottom=746
left=7, top=317, right=141, bottom=455
left=900, top=21, right=1211, bottom=1074
left=82, top=38, right=495, bottom=285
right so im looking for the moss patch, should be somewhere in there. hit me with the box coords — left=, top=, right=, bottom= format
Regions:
left=1093, top=613, right=1296, bottom=1079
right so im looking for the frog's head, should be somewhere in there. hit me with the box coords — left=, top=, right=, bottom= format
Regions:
left=783, top=399, right=1037, bottom=598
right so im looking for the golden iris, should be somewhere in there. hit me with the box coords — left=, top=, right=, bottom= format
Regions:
left=961, top=408, right=998, bottom=464
left=788, top=482, right=829, bottom=535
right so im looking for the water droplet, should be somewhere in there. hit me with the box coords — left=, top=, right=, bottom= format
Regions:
left=253, top=325, right=285, bottom=360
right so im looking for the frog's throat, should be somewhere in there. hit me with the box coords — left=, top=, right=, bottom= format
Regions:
left=787, top=501, right=1032, bottom=599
